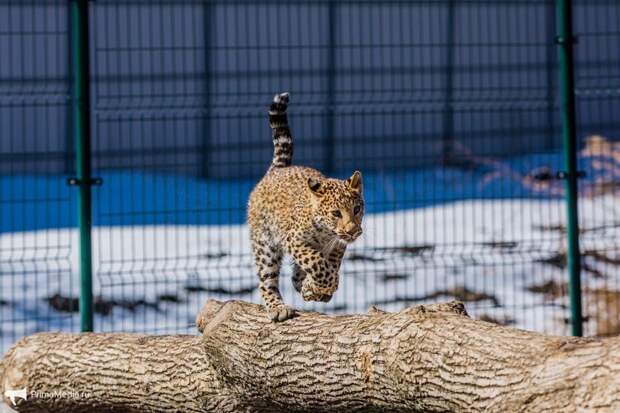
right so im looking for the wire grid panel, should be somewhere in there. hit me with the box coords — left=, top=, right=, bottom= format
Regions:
left=0, top=0, right=76, bottom=351
left=87, top=0, right=589, bottom=337
left=1, top=1, right=620, bottom=354
left=573, top=0, right=620, bottom=337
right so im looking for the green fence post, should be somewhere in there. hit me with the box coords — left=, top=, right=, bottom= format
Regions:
left=556, top=0, right=583, bottom=336
left=70, top=0, right=94, bottom=332
left=324, top=0, right=336, bottom=174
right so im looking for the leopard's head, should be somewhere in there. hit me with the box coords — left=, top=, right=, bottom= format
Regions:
left=306, top=171, right=364, bottom=244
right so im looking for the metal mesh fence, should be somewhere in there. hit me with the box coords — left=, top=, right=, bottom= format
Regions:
left=0, top=0, right=77, bottom=350
left=573, top=0, right=620, bottom=337
left=1, top=0, right=619, bottom=353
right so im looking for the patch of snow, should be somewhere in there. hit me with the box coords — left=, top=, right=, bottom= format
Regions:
left=2, top=194, right=619, bottom=353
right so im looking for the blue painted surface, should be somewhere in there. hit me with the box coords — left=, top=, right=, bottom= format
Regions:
left=0, top=151, right=574, bottom=233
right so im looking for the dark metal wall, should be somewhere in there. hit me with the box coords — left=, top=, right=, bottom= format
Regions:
left=2, top=1, right=619, bottom=178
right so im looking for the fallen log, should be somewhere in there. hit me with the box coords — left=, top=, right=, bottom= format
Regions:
left=0, top=333, right=246, bottom=413
left=2, top=300, right=620, bottom=412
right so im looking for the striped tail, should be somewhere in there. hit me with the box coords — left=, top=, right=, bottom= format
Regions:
left=269, top=92, right=293, bottom=168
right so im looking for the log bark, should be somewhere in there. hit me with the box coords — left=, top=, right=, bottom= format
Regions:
left=2, top=300, right=620, bottom=413
left=0, top=333, right=246, bottom=413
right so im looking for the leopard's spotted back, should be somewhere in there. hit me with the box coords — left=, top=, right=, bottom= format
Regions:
left=248, top=93, right=364, bottom=321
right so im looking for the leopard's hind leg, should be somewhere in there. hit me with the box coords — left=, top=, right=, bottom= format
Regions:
left=250, top=232, right=295, bottom=321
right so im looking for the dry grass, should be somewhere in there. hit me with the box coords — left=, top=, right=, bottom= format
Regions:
left=448, top=134, right=620, bottom=198
left=478, top=314, right=516, bottom=326
left=526, top=280, right=620, bottom=337
left=526, top=280, right=568, bottom=300
left=586, top=288, right=620, bottom=337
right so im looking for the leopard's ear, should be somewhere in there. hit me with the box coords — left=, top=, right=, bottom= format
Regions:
left=307, top=177, right=324, bottom=196
left=346, top=171, right=362, bottom=192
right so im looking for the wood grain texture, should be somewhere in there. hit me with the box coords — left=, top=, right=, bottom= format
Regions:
left=2, top=299, right=620, bottom=413
left=1, top=333, right=248, bottom=413
left=199, top=300, right=620, bottom=413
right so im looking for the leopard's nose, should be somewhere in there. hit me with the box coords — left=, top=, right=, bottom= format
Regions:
left=344, top=222, right=357, bottom=234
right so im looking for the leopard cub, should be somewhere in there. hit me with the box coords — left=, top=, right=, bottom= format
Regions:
left=247, top=92, right=364, bottom=321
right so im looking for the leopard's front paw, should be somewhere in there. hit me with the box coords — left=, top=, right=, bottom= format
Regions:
left=267, top=304, right=297, bottom=322
left=301, top=281, right=334, bottom=302
left=302, top=286, right=314, bottom=301
left=302, top=289, right=332, bottom=302
left=318, top=293, right=333, bottom=302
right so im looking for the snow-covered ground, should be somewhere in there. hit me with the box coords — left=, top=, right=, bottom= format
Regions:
left=4, top=141, right=620, bottom=353
left=2, top=193, right=619, bottom=353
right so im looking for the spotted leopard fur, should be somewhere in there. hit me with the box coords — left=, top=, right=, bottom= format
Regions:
left=247, top=93, right=364, bottom=321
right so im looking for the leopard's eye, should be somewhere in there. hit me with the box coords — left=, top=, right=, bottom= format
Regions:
left=354, top=205, right=361, bottom=215
left=332, top=210, right=342, bottom=218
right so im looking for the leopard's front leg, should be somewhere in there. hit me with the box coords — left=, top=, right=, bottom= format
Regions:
left=290, top=240, right=345, bottom=302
